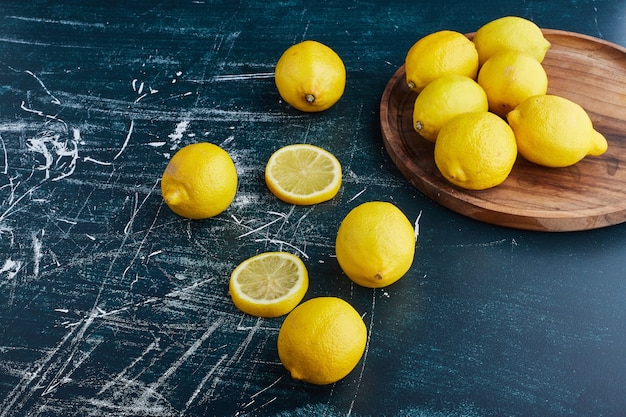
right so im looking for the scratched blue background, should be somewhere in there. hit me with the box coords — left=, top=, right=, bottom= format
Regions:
left=1, top=1, right=626, bottom=416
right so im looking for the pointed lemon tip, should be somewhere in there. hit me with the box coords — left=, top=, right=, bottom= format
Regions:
left=506, top=109, right=520, bottom=126
left=163, top=185, right=184, bottom=207
left=588, top=130, right=608, bottom=156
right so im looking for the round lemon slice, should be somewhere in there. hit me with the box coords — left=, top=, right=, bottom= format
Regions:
left=229, top=252, right=309, bottom=318
left=265, top=144, right=342, bottom=205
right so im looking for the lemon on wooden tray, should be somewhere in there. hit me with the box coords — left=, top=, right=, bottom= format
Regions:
left=434, top=111, right=517, bottom=190
left=477, top=50, right=548, bottom=117
left=412, top=74, right=488, bottom=142
left=507, top=94, right=608, bottom=168
left=277, top=297, right=367, bottom=385
left=229, top=252, right=308, bottom=318
left=335, top=201, right=416, bottom=288
left=161, top=142, right=238, bottom=219
left=405, top=30, right=479, bottom=93
left=473, top=16, right=551, bottom=66
left=275, top=40, right=346, bottom=112
left=265, top=143, right=342, bottom=205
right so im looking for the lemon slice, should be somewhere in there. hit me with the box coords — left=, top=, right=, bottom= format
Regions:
left=265, top=144, right=342, bottom=205
left=229, top=252, right=309, bottom=318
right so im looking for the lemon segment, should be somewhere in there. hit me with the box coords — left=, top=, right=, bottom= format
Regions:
left=477, top=50, right=548, bottom=117
left=405, top=30, right=479, bottom=93
left=229, top=252, right=308, bottom=318
left=434, top=111, right=517, bottom=190
left=473, top=16, right=551, bottom=66
left=277, top=297, right=367, bottom=385
left=275, top=40, right=346, bottom=112
left=335, top=201, right=415, bottom=288
left=265, top=144, right=342, bottom=205
left=161, top=142, right=238, bottom=219
left=412, top=74, right=488, bottom=142
left=507, top=94, right=608, bottom=167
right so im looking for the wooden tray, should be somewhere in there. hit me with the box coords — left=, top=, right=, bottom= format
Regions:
left=380, top=29, right=626, bottom=232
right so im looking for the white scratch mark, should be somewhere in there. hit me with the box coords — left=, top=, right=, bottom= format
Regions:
left=146, top=141, right=166, bottom=147
left=85, top=234, right=96, bottom=241
left=201, top=72, right=275, bottom=82
left=347, top=290, right=376, bottom=417
left=237, top=216, right=284, bottom=238
left=25, top=70, right=61, bottom=105
left=20, top=101, right=67, bottom=129
left=113, top=120, right=134, bottom=160
left=0, top=134, right=7, bottom=174
left=54, top=308, right=69, bottom=313
left=168, top=120, right=190, bottom=151
left=36, top=308, right=98, bottom=398
left=182, top=353, right=228, bottom=414
left=57, top=218, right=77, bottom=225
left=347, top=187, right=367, bottom=203
left=414, top=210, right=422, bottom=241
left=83, top=156, right=112, bottom=166
left=147, top=319, right=223, bottom=395
left=147, top=250, right=162, bottom=258
left=0, top=258, right=22, bottom=281
left=97, top=337, right=161, bottom=395
left=32, top=229, right=43, bottom=277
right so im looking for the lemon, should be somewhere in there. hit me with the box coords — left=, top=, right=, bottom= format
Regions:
left=507, top=95, right=608, bottom=168
left=405, top=30, right=479, bottom=93
left=434, top=111, right=517, bottom=190
left=275, top=40, right=346, bottom=112
left=161, top=142, right=237, bottom=219
left=413, top=74, right=488, bottom=142
left=229, top=252, right=308, bottom=318
left=265, top=144, right=342, bottom=205
left=477, top=51, right=548, bottom=117
left=335, top=201, right=415, bottom=288
left=473, top=16, right=551, bottom=66
left=277, top=297, right=367, bottom=385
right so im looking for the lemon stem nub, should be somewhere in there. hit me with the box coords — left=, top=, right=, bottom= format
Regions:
left=305, top=94, right=316, bottom=104
left=415, top=121, right=424, bottom=131
left=374, top=273, right=383, bottom=281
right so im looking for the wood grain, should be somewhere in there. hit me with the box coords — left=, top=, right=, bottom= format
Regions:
left=380, top=29, right=626, bottom=232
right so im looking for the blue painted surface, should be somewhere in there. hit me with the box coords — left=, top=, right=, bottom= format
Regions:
left=0, top=1, right=625, bottom=416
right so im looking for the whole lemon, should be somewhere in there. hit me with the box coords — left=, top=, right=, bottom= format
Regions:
left=473, top=16, right=551, bottom=66
left=405, top=30, right=479, bottom=93
left=275, top=40, right=346, bottom=112
left=507, top=95, right=608, bottom=167
left=477, top=50, right=548, bottom=117
left=336, top=201, right=415, bottom=288
left=277, top=297, right=367, bottom=385
left=413, top=74, right=488, bottom=142
left=434, top=111, right=517, bottom=190
left=161, top=142, right=238, bottom=219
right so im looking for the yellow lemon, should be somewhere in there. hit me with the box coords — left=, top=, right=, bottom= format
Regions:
left=161, top=142, right=237, bottom=219
left=405, top=30, right=479, bottom=93
left=507, top=95, right=608, bottom=167
left=335, top=201, right=415, bottom=288
left=277, top=297, right=367, bottom=385
left=473, top=16, right=551, bottom=66
left=477, top=51, right=548, bottom=117
left=434, top=111, right=517, bottom=190
left=413, top=74, right=488, bottom=142
left=229, top=252, right=308, bottom=318
left=275, top=40, right=346, bottom=112
left=265, top=144, right=342, bottom=205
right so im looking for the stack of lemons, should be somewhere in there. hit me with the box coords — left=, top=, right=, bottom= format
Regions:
left=405, top=16, right=608, bottom=190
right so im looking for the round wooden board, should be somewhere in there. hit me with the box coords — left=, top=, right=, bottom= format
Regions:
left=380, top=29, right=626, bottom=232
